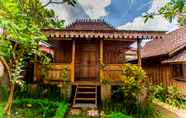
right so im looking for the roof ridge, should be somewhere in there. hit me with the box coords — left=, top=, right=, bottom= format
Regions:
left=64, top=19, right=115, bottom=31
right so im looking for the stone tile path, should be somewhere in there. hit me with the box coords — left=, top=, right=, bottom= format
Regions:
left=66, top=108, right=100, bottom=118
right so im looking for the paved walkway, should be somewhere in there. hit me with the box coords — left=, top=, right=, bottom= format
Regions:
left=155, top=102, right=186, bottom=118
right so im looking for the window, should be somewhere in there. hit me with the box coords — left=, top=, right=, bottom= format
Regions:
left=172, top=64, right=183, bottom=77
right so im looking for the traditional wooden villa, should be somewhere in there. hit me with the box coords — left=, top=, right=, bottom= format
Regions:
left=35, top=19, right=165, bottom=107
left=141, top=26, right=186, bottom=96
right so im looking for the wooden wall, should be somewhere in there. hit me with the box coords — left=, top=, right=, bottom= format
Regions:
left=143, top=62, right=174, bottom=86
left=143, top=60, right=186, bottom=97
left=103, top=41, right=129, bottom=64
left=50, top=40, right=72, bottom=63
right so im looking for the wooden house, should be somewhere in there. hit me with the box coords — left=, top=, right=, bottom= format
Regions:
left=141, top=26, right=186, bottom=96
left=35, top=19, right=164, bottom=107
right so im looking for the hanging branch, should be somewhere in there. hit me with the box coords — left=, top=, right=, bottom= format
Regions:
left=43, top=0, right=65, bottom=7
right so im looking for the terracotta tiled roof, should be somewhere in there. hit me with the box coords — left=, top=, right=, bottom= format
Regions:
left=142, top=26, right=186, bottom=58
left=65, top=19, right=115, bottom=31
left=43, top=19, right=165, bottom=40
left=162, top=49, right=186, bottom=63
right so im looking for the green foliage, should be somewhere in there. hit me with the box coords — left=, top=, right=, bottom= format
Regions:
left=149, top=84, right=167, bottom=101
left=149, top=84, right=186, bottom=108
left=11, top=60, right=25, bottom=88
left=14, top=84, right=62, bottom=101
left=116, top=64, right=145, bottom=102
left=144, top=0, right=186, bottom=26
left=13, top=98, right=58, bottom=106
left=104, top=112, right=133, bottom=118
left=0, top=85, right=8, bottom=101
left=101, top=100, right=128, bottom=114
left=53, top=101, right=69, bottom=118
left=101, top=101, right=162, bottom=118
left=0, top=103, right=4, bottom=118
left=62, top=65, right=69, bottom=82
left=0, top=39, right=12, bottom=60
left=12, top=98, right=69, bottom=118
left=101, top=64, right=149, bottom=118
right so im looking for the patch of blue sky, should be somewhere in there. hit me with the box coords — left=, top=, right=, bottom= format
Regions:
left=101, top=0, right=153, bottom=27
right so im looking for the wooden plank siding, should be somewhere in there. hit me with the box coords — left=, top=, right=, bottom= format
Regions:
left=103, top=64, right=123, bottom=84
left=51, top=40, right=72, bottom=63
left=103, top=41, right=129, bottom=64
left=143, top=63, right=186, bottom=96
left=143, top=63, right=174, bottom=86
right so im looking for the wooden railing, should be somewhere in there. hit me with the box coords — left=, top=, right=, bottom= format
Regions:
left=35, top=63, right=71, bottom=82
left=102, top=64, right=123, bottom=83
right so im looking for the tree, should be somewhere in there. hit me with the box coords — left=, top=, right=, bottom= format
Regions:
left=144, top=0, right=186, bottom=26
left=0, top=0, right=77, bottom=117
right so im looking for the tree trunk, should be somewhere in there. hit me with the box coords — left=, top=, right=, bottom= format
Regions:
left=0, top=57, right=14, bottom=117
left=4, top=82, right=14, bottom=118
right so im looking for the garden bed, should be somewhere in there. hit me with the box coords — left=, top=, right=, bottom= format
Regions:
left=2, top=98, right=69, bottom=118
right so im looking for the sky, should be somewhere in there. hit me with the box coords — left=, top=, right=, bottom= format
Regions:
left=42, top=0, right=178, bottom=31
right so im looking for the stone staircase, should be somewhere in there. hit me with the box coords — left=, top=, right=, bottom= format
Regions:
left=73, top=85, right=97, bottom=108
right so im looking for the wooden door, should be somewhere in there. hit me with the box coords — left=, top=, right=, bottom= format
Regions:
left=75, top=41, right=99, bottom=81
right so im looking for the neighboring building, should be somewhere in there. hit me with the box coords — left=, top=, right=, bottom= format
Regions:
left=35, top=19, right=164, bottom=108
left=125, top=48, right=137, bottom=61
left=141, top=26, right=186, bottom=96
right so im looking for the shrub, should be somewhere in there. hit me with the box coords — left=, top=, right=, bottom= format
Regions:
left=53, top=101, right=69, bottom=118
left=115, top=64, right=145, bottom=103
left=100, top=64, right=162, bottom=118
left=149, top=84, right=184, bottom=108
left=149, top=83, right=167, bottom=101
left=14, top=84, right=62, bottom=101
left=104, top=112, right=133, bottom=118
left=0, top=86, right=8, bottom=101
left=101, top=100, right=161, bottom=118
left=12, top=98, right=59, bottom=118
left=12, top=98, right=69, bottom=118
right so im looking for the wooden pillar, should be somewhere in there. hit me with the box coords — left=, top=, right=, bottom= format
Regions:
left=71, top=39, right=75, bottom=82
left=100, top=39, right=103, bottom=64
left=100, top=39, right=103, bottom=80
left=137, top=38, right=142, bottom=67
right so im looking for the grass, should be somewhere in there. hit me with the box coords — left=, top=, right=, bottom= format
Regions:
left=10, top=98, right=69, bottom=118
left=101, top=100, right=163, bottom=118
left=53, top=101, right=69, bottom=118
left=0, top=103, right=4, bottom=118
left=104, top=112, right=134, bottom=118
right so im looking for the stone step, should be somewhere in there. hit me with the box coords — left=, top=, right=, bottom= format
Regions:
left=72, top=103, right=97, bottom=108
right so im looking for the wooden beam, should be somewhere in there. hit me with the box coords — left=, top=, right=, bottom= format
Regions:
left=137, top=38, right=142, bottom=67
left=71, top=39, right=75, bottom=82
left=100, top=39, right=103, bottom=81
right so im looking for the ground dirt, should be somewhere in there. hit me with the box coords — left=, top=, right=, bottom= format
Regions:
left=156, top=105, right=186, bottom=118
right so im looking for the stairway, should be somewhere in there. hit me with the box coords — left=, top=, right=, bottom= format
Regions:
left=73, top=85, right=97, bottom=108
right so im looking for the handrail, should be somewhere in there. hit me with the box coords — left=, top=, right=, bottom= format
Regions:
left=36, top=63, right=71, bottom=81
